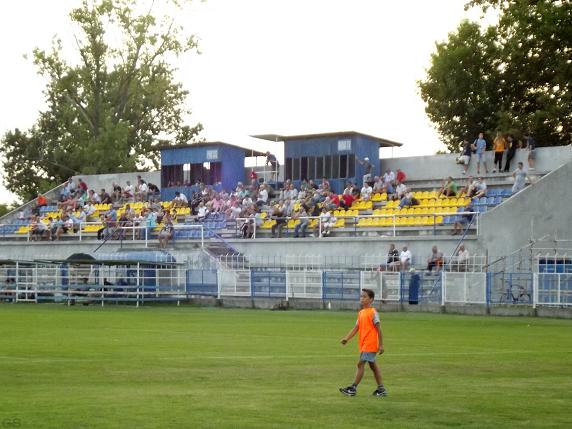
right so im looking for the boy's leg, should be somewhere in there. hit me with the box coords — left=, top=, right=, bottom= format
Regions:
left=353, top=360, right=366, bottom=386
left=368, top=361, right=383, bottom=386
left=340, top=360, right=366, bottom=396
left=369, top=362, right=388, bottom=397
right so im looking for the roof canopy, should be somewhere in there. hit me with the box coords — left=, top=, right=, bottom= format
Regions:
left=158, top=141, right=267, bottom=157
left=251, top=131, right=403, bottom=147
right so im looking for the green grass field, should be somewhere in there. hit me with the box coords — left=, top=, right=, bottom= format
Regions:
left=1, top=305, right=571, bottom=429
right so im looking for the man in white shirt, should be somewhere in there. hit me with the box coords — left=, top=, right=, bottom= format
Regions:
left=257, top=184, right=269, bottom=207
left=360, top=183, right=373, bottom=201
left=400, top=245, right=412, bottom=271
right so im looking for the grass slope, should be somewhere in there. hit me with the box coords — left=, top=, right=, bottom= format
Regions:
left=0, top=305, right=571, bottom=429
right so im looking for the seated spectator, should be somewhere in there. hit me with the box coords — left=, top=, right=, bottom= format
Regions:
left=320, top=177, right=331, bottom=191
left=293, top=206, right=309, bottom=238
left=453, top=244, right=470, bottom=272
left=256, top=184, right=269, bottom=207
left=395, top=181, right=407, bottom=199
left=340, top=191, right=355, bottom=210
left=314, top=207, right=336, bottom=237
left=398, top=189, right=415, bottom=209
left=460, top=176, right=478, bottom=197
left=33, top=193, right=48, bottom=215
left=400, top=246, right=412, bottom=271
left=372, top=176, right=384, bottom=193
left=439, top=177, right=457, bottom=197
left=172, top=191, right=188, bottom=208
left=426, top=245, right=444, bottom=272
left=83, top=202, right=97, bottom=222
left=384, top=243, right=400, bottom=271
left=111, top=183, right=123, bottom=202
left=135, top=180, right=148, bottom=202
left=271, top=203, right=286, bottom=238
left=53, top=215, right=73, bottom=241
left=383, top=169, right=395, bottom=189
left=452, top=201, right=475, bottom=235
left=196, top=202, right=209, bottom=221
left=88, top=189, right=101, bottom=204
left=147, top=183, right=160, bottom=200
left=360, top=182, right=373, bottom=201
left=473, top=177, right=487, bottom=199
left=99, top=189, right=112, bottom=204
left=123, top=181, right=134, bottom=200
left=30, top=216, right=49, bottom=241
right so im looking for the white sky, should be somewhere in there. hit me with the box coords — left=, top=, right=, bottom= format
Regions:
left=0, top=0, right=490, bottom=204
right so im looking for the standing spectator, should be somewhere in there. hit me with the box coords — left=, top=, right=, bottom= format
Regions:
left=385, top=244, right=400, bottom=271
left=458, top=139, right=472, bottom=175
left=473, top=132, right=489, bottom=175
left=399, top=246, right=412, bottom=271
left=511, top=162, right=532, bottom=195
left=249, top=169, right=258, bottom=185
left=525, top=133, right=536, bottom=170
left=265, top=151, right=279, bottom=181
left=396, top=168, right=406, bottom=183
left=34, top=193, right=48, bottom=215
left=492, top=132, right=507, bottom=173
left=503, top=135, right=518, bottom=172
left=158, top=212, right=174, bottom=248
left=135, top=180, right=148, bottom=202
left=358, top=157, right=374, bottom=185
left=426, top=246, right=444, bottom=273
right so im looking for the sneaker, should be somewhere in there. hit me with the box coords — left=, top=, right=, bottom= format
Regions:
left=492, top=169, right=497, bottom=173
left=339, top=386, right=356, bottom=396
left=373, top=387, right=388, bottom=397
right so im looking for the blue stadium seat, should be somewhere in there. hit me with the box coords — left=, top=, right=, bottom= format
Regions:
left=488, top=189, right=500, bottom=197
left=486, top=197, right=495, bottom=205
left=493, top=196, right=503, bottom=205
left=500, top=188, right=512, bottom=198
left=477, top=206, right=488, bottom=213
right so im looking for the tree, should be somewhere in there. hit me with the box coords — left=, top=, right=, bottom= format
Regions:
left=1, top=0, right=203, bottom=202
left=419, top=0, right=572, bottom=152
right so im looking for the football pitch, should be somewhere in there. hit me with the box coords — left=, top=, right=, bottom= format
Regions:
left=1, top=305, right=571, bottom=429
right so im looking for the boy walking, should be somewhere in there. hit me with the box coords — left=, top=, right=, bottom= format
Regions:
left=339, top=288, right=387, bottom=397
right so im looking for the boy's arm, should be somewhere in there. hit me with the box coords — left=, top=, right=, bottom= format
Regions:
left=376, top=322, right=384, bottom=355
left=340, top=324, right=359, bottom=345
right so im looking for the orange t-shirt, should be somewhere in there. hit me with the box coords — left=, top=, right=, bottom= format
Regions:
left=493, top=137, right=507, bottom=152
left=357, top=307, right=380, bottom=352
left=37, top=195, right=47, bottom=206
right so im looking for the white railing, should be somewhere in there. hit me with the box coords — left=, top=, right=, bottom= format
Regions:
left=236, top=211, right=478, bottom=238
left=9, top=222, right=205, bottom=248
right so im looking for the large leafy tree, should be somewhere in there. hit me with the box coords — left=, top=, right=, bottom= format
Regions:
left=1, top=0, right=202, bottom=202
left=419, top=0, right=572, bottom=152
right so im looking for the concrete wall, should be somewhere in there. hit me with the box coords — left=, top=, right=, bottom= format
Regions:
left=381, top=146, right=572, bottom=181
left=74, top=171, right=161, bottom=193
left=0, top=236, right=475, bottom=267
left=476, top=159, right=572, bottom=257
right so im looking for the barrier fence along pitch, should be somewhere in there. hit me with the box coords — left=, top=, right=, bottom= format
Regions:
left=2, top=264, right=572, bottom=307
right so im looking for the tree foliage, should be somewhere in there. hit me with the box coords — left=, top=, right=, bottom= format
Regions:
left=419, top=0, right=572, bottom=152
left=1, top=0, right=202, bottom=202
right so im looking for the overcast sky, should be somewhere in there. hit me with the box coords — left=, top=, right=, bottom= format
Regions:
left=0, top=0, right=491, bottom=204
